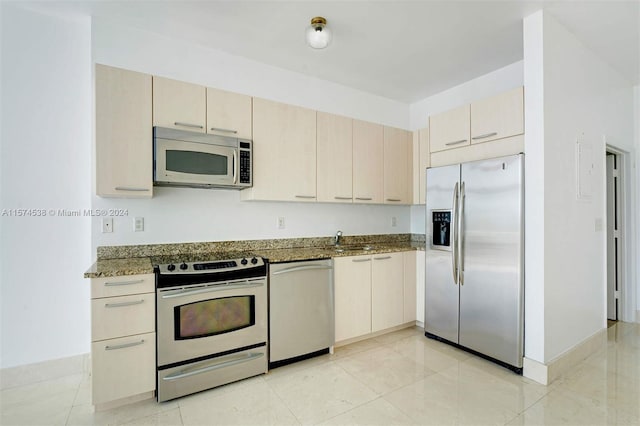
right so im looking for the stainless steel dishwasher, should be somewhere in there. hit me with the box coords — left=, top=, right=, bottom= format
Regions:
left=269, top=259, right=334, bottom=368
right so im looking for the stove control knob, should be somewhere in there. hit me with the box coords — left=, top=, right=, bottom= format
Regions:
left=251, top=257, right=258, bottom=265
left=241, top=258, right=248, bottom=265
left=180, top=262, right=188, bottom=270
left=167, top=264, right=176, bottom=271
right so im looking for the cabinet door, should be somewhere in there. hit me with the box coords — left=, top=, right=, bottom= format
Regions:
left=383, top=126, right=411, bottom=204
left=334, top=256, right=372, bottom=342
left=412, top=128, right=430, bottom=205
left=91, top=332, right=155, bottom=405
left=416, top=250, right=426, bottom=326
left=403, top=251, right=417, bottom=323
left=429, top=104, right=470, bottom=153
left=244, top=98, right=316, bottom=201
left=153, top=76, right=206, bottom=132
left=353, top=120, right=383, bottom=204
left=471, top=87, right=523, bottom=144
left=206, top=87, right=252, bottom=139
left=371, top=252, right=404, bottom=332
left=317, top=112, right=353, bottom=203
left=95, top=64, right=152, bottom=198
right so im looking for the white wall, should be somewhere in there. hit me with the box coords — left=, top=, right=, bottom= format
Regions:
left=408, top=62, right=524, bottom=235
left=91, top=18, right=412, bottom=253
left=0, top=4, right=92, bottom=368
left=524, top=10, right=636, bottom=363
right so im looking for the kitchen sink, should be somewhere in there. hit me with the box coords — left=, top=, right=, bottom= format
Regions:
left=333, top=245, right=374, bottom=253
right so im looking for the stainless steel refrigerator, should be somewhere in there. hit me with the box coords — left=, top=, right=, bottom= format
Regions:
left=425, top=153, right=524, bottom=372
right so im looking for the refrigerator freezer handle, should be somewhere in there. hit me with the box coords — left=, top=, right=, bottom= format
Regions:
left=459, top=182, right=465, bottom=286
left=452, top=182, right=459, bottom=285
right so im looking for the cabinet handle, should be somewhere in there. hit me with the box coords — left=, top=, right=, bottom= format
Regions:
left=104, top=299, right=144, bottom=308
left=374, top=256, right=392, bottom=260
left=334, top=196, right=353, bottom=200
left=210, top=127, right=238, bottom=134
left=104, top=279, right=144, bottom=287
left=445, top=139, right=468, bottom=146
left=355, top=197, right=373, bottom=201
left=105, top=339, right=145, bottom=351
left=114, top=187, right=149, bottom=192
left=352, top=258, right=371, bottom=263
left=472, top=132, right=498, bottom=140
left=295, top=195, right=316, bottom=199
left=386, top=198, right=402, bottom=202
left=174, top=122, right=203, bottom=129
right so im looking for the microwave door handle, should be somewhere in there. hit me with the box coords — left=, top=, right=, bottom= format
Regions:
left=232, top=151, right=237, bottom=184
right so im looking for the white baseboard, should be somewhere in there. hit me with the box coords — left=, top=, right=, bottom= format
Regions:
left=1, top=353, right=90, bottom=390
left=523, top=328, right=607, bottom=385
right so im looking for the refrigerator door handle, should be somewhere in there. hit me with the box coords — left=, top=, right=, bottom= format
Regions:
left=459, top=182, right=465, bottom=286
left=452, top=182, right=459, bottom=285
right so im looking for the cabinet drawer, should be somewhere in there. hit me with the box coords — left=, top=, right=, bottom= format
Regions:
left=91, top=332, right=156, bottom=405
left=91, top=293, right=155, bottom=341
left=91, top=274, right=155, bottom=299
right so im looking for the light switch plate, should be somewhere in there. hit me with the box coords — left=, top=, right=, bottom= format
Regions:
left=101, top=217, right=113, bottom=233
left=134, top=217, right=144, bottom=232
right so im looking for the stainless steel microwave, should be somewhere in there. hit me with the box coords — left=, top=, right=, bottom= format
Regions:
left=153, top=127, right=252, bottom=189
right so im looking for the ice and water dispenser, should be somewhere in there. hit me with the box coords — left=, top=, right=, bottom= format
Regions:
left=431, top=209, right=452, bottom=250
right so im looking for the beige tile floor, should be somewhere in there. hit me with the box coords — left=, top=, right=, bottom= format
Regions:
left=1, top=322, right=638, bottom=425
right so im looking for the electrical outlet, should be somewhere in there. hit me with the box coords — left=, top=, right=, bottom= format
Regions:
left=102, top=217, right=113, bottom=233
left=391, top=216, right=397, bottom=227
left=278, top=217, right=285, bottom=229
left=134, top=217, right=144, bottom=232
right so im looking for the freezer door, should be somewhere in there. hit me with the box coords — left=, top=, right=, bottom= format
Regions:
left=459, top=154, right=524, bottom=368
left=425, top=164, right=460, bottom=343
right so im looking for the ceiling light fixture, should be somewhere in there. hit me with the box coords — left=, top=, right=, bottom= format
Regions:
left=306, top=16, right=331, bottom=49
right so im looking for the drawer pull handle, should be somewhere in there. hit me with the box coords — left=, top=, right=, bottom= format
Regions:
left=355, top=197, right=373, bottom=201
left=472, top=132, right=498, bottom=140
left=334, top=196, right=353, bottom=200
left=374, top=256, right=392, bottom=260
left=445, top=139, right=468, bottom=146
left=105, top=300, right=144, bottom=308
left=174, top=122, right=203, bottom=129
left=352, top=258, right=371, bottom=263
left=386, top=198, right=402, bottom=202
left=295, top=195, right=316, bottom=199
left=114, top=187, right=149, bottom=192
left=104, top=279, right=144, bottom=287
left=105, top=340, right=145, bottom=351
left=210, top=127, right=238, bottom=134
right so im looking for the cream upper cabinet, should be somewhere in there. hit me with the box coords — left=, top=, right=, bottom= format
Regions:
left=241, top=98, right=316, bottom=201
left=371, top=253, right=405, bottom=332
left=95, top=64, right=152, bottom=198
left=317, top=112, right=353, bottom=203
left=334, top=256, right=372, bottom=342
left=153, top=76, right=206, bottom=132
left=353, top=120, right=384, bottom=204
left=383, top=126, right=411, bottom=204
left=206, top=87, right=252, bottom=140
left=429, top=104, right=470, bottom=153
left=412, top=128, right=430, bottom=205
left=471, top=87, right=523, bottom=144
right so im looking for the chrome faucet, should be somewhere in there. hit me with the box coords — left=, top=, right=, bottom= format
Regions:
left=334, top=230, right=343, bottom=246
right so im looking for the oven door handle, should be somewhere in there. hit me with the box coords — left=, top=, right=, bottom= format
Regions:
left=160, top=281, right=264, bottom=299
left=162, top=351, right=264, bottom=381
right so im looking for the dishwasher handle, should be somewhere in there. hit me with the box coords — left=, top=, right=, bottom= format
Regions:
left=271, top=264, right=333, bottom=276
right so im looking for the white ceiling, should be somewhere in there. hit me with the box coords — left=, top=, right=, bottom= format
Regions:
left=22, top=0, right=640, bottom=103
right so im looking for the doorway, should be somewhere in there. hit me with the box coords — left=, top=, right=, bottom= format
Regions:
left=605, top=150, right=623, bottom=322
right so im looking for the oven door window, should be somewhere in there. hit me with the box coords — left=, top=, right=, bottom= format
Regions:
left=166, top=150, right=228, bottom=176
left=175, top=296, right=255, bottom=340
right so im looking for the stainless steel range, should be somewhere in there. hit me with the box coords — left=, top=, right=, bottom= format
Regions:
left=155, top=255, right=267, bottom=402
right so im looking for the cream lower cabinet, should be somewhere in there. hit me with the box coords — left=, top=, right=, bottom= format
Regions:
left=335, top=252, right=409, bottom=342
left=415, top=250, right=426, bottom=325
left=403, top=251, right=417, bottom=323
left=241, top=98, right=316, bottom=201
left=383, top=127, right=412, bottom=204
left=371, top=253, right=405, bottom=331
left=317, top=112, right=353, bottom=203
left=90, top=274, right=156, bottom=407
left=95, top=64, right=152, bottom=198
